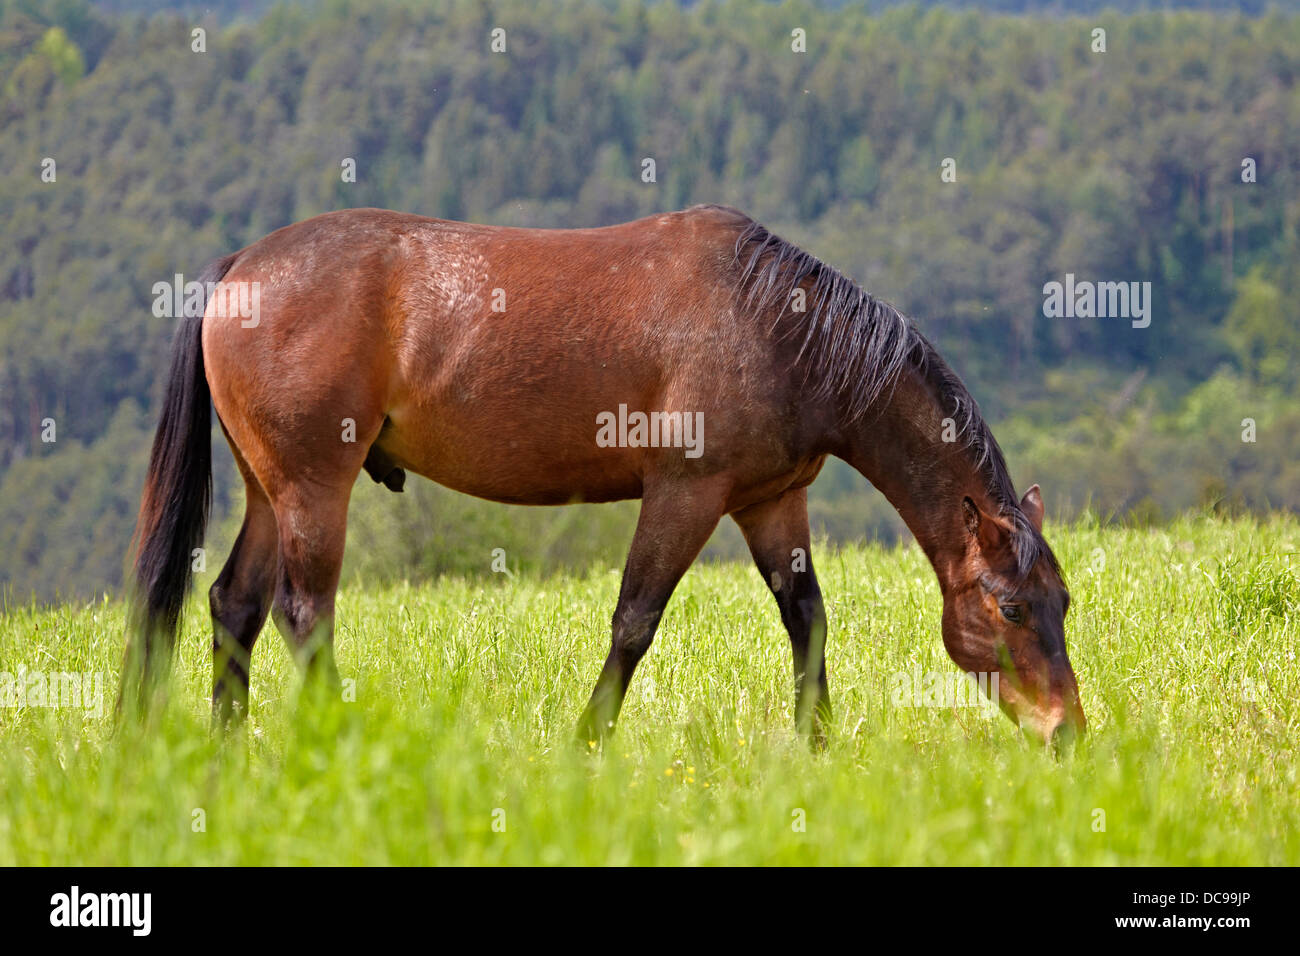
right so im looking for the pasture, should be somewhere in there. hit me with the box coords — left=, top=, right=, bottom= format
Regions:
left=0, top=513, right=1295, bottom=865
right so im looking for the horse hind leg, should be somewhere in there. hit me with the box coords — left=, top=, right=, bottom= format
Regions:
left=731, top=487, right=831, bottom=746
left=269, top=484, right=351, bottom=687
left=210, top=478, right=279, bottom=726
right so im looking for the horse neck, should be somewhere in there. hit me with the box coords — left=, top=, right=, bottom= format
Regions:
left=835, top=365, right=989, bottom=593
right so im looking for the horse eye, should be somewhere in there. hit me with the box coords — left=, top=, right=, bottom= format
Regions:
left=999, top=604, right=1023, bottom=625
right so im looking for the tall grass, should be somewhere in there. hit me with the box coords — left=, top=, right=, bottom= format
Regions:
left=0, top=514, right=1295, bottom=865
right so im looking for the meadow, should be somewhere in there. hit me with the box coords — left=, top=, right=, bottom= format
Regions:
left=0, top=513, right=1295, bottom=865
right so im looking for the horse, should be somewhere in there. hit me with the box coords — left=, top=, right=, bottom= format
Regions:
left=120, top=203, right=1085, bottom=747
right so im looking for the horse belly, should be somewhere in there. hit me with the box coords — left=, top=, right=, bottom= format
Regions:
left=380, top=395, right=651, bottom=505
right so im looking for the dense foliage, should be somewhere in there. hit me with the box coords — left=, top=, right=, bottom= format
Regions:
left=1, top=0, right=1297, bottom=602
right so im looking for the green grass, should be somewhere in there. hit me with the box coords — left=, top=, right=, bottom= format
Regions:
left=1, top=514, right=1296, bottom=865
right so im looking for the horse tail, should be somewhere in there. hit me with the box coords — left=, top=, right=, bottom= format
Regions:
left=119, top=254, right=236, bottom=714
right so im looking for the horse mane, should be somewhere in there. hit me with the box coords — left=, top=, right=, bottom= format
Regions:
left=720, top=207, right=1057, bottom=580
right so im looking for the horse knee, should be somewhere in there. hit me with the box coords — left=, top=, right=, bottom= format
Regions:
left=611, top=605, right=662, bottom=664
left=796, top=593, right=825, bottom=629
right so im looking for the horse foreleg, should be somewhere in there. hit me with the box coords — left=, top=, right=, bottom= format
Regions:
left=575, top=478, right=728, bottom=748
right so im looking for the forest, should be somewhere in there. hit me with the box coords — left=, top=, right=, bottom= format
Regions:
left=0, top=0, right=1297, bottom=602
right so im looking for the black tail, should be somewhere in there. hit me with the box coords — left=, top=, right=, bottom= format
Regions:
left=120, top=255, right=236, bottom=713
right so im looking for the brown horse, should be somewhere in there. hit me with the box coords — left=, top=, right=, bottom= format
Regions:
left=121, top=203, right=1084, bottom=747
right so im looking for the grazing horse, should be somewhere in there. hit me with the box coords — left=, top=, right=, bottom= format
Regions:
left=121, top=204, right=1084, bottom=747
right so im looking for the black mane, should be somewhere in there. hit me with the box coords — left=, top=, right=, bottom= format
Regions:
left=725, top=210, right=1058, bottom=580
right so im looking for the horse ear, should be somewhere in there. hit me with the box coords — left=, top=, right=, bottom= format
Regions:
left=1020, top=484, right=1044, bottom=533
left=962, top=496, right=1013, bottom=561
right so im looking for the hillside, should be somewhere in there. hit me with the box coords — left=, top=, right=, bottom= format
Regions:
left=1, top=0, right=1298, bottom=602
